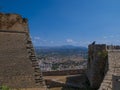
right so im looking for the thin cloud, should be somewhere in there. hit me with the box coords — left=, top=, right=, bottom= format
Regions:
left=103, top=36, right=107, bottom=39
left=34, top=36, right=40, bottom=40
left=66, top=39, right=74, bottom=43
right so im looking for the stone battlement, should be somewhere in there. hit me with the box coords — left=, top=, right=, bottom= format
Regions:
left=106, top=45, right=120, bottom=50
left=87, top=43, right=120, bottom=90
left=0, top=13, right=28, bottom=32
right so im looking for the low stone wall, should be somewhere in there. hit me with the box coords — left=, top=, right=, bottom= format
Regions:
left=45, top=74, right=87, bottom=89
left=42, top=69, right=85, bottom=76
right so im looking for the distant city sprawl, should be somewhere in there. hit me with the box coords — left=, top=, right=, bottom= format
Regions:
left=35, top=46, right=88, bottom=71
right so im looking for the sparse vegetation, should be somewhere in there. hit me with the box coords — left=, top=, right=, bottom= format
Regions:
left=97, top=50, right=108, bottom=59
left=0, top=85, right=10, bottom=90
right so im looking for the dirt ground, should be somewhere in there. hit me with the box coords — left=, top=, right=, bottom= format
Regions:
left=44, top=76, right=67, bottom=83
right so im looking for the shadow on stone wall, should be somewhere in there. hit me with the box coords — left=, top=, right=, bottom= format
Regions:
left=61, top=74, right=93, bottom=90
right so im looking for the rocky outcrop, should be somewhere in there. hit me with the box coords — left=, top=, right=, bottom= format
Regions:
left=0, top=13, right=28, bottom=32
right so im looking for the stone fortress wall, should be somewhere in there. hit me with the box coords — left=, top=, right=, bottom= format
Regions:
left=0, top=13, right=46, bottom=90
left=87, top=43, right=120, bottom=90
left=99, top=46, right=120, bottom=90
left=87, top=44, right=108, bottom=89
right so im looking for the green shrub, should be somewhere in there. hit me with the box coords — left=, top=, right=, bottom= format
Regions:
left=0, top=85, right=10, bottom=90
left=97, top=50, right=108, bottom=59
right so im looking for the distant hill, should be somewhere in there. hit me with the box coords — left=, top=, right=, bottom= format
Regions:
left=35, top=45, right=88, bottom=57
left=35, top=45, right=87, bottom=51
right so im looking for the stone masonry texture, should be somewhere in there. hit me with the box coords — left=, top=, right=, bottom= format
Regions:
left=87, top=43, right=120, bottom=90
left=87, top=44, right=108, bottom=89
left=99, top=50, right=120, bottom=90
left=0, top=13, right=46, bottom=90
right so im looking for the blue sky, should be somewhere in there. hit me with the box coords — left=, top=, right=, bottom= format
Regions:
left=1, top=0, right=120, bottom=47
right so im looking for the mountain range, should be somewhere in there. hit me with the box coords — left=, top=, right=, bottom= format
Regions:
left=35, top=45, right=88, bottom=57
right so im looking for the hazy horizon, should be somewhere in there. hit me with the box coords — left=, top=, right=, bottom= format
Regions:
left=34, top=44, right=88, bottom=47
